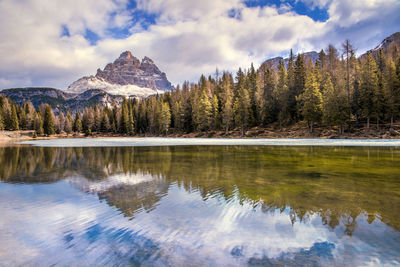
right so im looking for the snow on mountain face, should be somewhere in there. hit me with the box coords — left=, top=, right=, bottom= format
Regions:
left=67, top=51, right=173, bottom=97
left=67, top=75, right=164, bottom=97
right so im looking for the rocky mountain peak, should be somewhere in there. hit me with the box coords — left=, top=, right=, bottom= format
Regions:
left=119, top=51, right=133, bottom=59
left=68, top=51, right=173, bottom=97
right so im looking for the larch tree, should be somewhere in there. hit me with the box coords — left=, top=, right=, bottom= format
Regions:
left=297, top=71, right=323, bottom=133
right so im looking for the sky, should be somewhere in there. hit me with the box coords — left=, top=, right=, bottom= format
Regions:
left=0, top=0, right=399, bottom=90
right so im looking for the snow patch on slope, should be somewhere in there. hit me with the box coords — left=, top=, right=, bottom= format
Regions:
left=67, top=76, right=164, bottom=97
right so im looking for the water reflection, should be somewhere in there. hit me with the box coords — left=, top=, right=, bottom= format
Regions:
left=0, top=145, right=400, bottom=266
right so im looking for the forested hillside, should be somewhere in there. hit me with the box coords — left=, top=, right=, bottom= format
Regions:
left=1, top=35, right=399, bottom=137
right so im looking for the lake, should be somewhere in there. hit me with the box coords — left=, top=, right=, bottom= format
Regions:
left=1, top=138, right=400, bottom=266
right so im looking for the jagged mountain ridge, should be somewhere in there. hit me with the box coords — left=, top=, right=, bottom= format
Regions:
left=68, top=51, right=173, bottom=97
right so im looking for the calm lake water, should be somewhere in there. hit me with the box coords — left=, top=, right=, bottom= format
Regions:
left=1, top=139, right=400, bottom=266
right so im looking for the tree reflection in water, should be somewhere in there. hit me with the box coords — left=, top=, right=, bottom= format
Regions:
left=1, top=145, right=400, bottom=234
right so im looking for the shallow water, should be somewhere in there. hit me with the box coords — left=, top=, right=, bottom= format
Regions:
left=1, top=144, right=400, bottom=266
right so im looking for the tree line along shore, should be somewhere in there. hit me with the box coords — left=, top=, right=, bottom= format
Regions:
left=0, top=40, right=400, bottom=139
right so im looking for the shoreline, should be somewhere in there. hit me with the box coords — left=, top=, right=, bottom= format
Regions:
left=2, top=122, right=400, bottom=145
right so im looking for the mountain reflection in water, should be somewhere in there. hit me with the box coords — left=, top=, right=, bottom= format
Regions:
left=0, top=145, right=400, bottom=266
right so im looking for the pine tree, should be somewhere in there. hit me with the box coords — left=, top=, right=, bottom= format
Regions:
left=172, top=101, right=185, bottom=132
left=384, top=58, right=400, bottom=127
left=10, top=104, right=19, bottom=131
left=259, top=67, right=276, bottom=125
left=221, top=73, right=234, bottom=134
left=248, top=63, right=258, bottom=125
left=120, top=99, right=130, bottom=134
left=73, top=112, right=82, bottom=133
left=342, top=40, right=355, bottom=120
left=82, top=108, right=94, bottom=133
left=64, top=112, right=73, bottom=134
left=128, top=102, right=135, bottom=135
left=198, top=90, right=212, bottom=131
left=233, top=81, right=251, bottom=136
left=296, top=72, right=323, bottom=133
left=158, top=102, right=171, bottom=135
left=292, top=53, right=307, bottom=121
left=274, top=60, right=289, bottom=128
left=19, top=106, right=27, bottom=130
left=34, top=112, right=44, bottom=135
left=322, top=74, right=349, bottom=134
left=100, top=111, right=110, bottom=132
left=211, top=94, right=220, bottom=129
left=57, top=112, right=65, bottom=133
left=359, top=53, right=379, bottom=131
left=43, top=105, right=55, bottom=135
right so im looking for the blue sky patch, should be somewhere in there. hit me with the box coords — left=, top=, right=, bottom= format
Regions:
left=244, top=0, right=329, bottom=22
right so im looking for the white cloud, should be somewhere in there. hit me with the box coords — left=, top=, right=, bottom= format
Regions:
left=0, top=0, right=399, bottom=89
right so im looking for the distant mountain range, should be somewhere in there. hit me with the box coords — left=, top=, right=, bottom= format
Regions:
left=0, top=87, right=124, bottom=114
left=0, top=32, right=399, bottom=112
left=259, top=51, right=319, bottom=71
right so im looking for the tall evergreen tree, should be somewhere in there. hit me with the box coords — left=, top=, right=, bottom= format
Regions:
left=384, top=58, right=400, bottom=127
left=297, top=72, right=323, bottom=133
left=34, top=112, right=44, bottom=135
left=359, top=53, right=379, bottom=131
left=221, top=73, right=234, bottom=134
left=64, top=112, right=73, bottom=134
left=120, top=99, right=130, bottom=134
left=233, top=82, right=251, bottom=136
left=274, top=60, right=289, bottom=128
left=342, top=40, right=355, bottom=120
left=73, top=112, right=82, bottom=133
left=10, top=104, right=19, bottom=131
left=322, top=74, right=349, bottom=134
left=198, top=90, right=212, bottom=131
left=100, top=111, right=111, bottom=133
left=158, top=102, right=171, bottom=135
left=43, top=105, right=55, bottom=135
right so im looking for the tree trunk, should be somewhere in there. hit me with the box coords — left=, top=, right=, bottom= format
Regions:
left=391, top=116, right=394, bottom=129
left=367, top=117, right=370, bottom=133
left=225, top=125, right=229, bottom=135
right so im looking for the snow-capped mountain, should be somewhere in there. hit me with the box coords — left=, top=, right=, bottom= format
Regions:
left=67, top=51, right=173, bottom=97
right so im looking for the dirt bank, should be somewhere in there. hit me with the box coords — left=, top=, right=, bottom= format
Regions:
left=1, top=121, right=400, bottom=144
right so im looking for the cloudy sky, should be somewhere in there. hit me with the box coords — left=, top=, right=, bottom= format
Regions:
left=0, top=0, right=399, bottom=90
